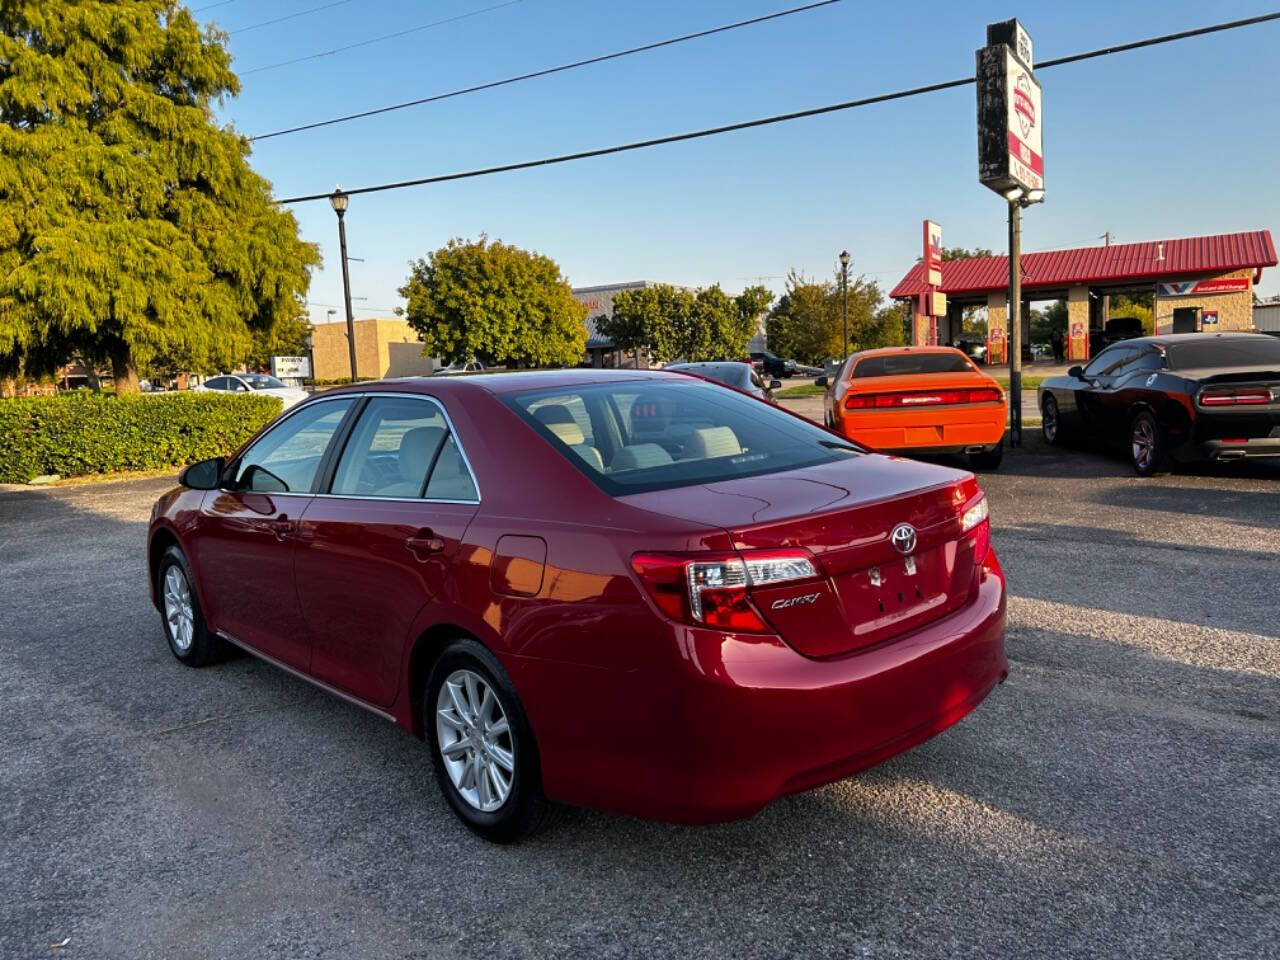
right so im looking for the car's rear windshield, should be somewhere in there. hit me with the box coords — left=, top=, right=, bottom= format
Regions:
left=851, top=352, right=974, bottom=377
left=669, top=364, right=751, bottom=389
left=1167, top=338, right=1280, bottom=370
left=504, top=380, right=861, bottom=495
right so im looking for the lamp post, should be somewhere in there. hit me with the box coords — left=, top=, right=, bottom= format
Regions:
left=329, top=187, right=357, bottom=381
left=839, top=250, right=851, bottom=361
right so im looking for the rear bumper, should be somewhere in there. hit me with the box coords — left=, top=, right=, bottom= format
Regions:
left=526, top=552, right=1008, bottom=823
left=1184, top=437, right=1280, bottom=461
left=835, top=408, right=1006, bottom=453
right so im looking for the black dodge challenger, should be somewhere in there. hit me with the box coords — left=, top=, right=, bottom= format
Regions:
left=1038, top=332, right=1280, bottom=475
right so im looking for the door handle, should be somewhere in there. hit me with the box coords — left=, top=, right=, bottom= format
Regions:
left=406, top=529, right=445, bottom=560
left=271, top=516, right=294, bottom=540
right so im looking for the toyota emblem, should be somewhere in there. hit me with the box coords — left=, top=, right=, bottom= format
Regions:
left=889, top=523, right=917, bottom=556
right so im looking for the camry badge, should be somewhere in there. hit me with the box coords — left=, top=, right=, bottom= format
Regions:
left=890, top=523, right=917, bottom=556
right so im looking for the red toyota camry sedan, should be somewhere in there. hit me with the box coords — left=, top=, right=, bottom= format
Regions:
left=148, top=370, right=1007, bottom=841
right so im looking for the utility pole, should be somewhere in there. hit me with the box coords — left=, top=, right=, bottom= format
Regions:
left=1008, top=200, right=1023, bottom=448
left=1102, top=231, right=1112, bottom=330
left=329, top=187, right=358, bottom=381
left=839, top=251, right=851, bottom=360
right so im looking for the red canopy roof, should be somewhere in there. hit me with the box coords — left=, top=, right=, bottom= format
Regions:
left=890, top=230, right=1276, bottom=300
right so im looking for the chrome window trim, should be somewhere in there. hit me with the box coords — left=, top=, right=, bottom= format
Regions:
left=221, top=389, right=482, bottom=505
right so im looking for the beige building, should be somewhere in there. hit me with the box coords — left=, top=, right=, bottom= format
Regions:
left=310, top=317, right=436, bottom=381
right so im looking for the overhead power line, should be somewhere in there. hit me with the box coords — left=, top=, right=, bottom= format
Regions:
left=249, top=0, right=842, bottom=142
left=193, top=0, right=238, bottom=12
left=277, top=9, right=1280, bottom=204
left=230, top=0, right=356, bottom=35
left=241, top=0, right=523, bottom=76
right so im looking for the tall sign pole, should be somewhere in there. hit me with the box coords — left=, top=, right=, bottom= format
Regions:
left=922, top=221, right=944, bottom=345
left=977, top=18, right=1043, bottom=449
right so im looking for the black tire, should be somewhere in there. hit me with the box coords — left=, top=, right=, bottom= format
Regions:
left=156, top=546, right=228, bottom=667
left=425, top=638, right=555, bottom=843
left=970, top=438, right=1004, bottom=471
left=1129, top=410, right=1168, bottom=477
left=1041, top=394, right=1064, bottom=446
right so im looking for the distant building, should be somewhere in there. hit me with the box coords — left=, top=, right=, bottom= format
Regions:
left=310, top=317, right=435, bottom=381
left=1255, top=301, right=1280, bottom=335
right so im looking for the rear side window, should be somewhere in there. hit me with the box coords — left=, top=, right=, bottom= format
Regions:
left=851, top=352, right=973, bottom=377
left=330, top=396, right=478, bottom=501
left=1167, top=338, right=1280, bottom=370
left=506, top=380, right=860, bottom=495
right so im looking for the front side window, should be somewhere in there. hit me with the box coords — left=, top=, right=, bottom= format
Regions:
left=506, top=380, right=861, bottom=495
left=1083, top=347, right=1131, bottom=379
left=232, top=399, right=354, bottom=493
left=330, top=396, right=479, bottom=501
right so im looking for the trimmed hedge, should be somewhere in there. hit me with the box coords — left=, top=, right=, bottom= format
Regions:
left=0, top=391, right=282, bottom=484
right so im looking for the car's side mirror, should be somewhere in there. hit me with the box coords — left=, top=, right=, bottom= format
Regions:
left=814, top=376, right=828, bottom=388
left=769, top=379, right=783, bottom=391
left=179, top=456, right=225, bottom=490
left=1067, top=365, right=1084, bottom=379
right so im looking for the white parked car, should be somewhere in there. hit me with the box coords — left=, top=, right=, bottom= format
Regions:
left=435, top=359, right=486, bottom=376
left=192, top=373, right=307, bottom=408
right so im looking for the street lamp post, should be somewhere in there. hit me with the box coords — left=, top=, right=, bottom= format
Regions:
left=329, top=187, right=357, bottom=381
left=839, top=250, right=851, bottom=361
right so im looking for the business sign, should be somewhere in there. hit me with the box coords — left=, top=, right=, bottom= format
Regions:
left=978, top=20, right=1044, bottom=196
left=924, top=220, right=943, bottom=286
left=1202, top=310, right=1219, bottom=327
left=1158, top=278, right=1250, bottom=297
left=271, top=355, right=311, bottom=379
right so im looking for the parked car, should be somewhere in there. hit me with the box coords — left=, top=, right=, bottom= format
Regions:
left=750, top=350, right=797, bottom=378
left=955, top=339, right=988, bottom=363
left=149, top=370, right=1007, bottom=841
left=665, top=361, right=781, bottom=402
left=192, top=373, right=306, bottom=408
left=818, top=347, right=1007, bottom=469
left=436, top=359, right=486, bottom=376
left=1038, top=332, right=1280, bottom=475
left=1088, top=315, right=1145, bottom=357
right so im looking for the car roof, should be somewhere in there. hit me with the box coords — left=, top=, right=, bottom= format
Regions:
left=321, top=368, right=693, bottom=399
left=848, top=346, right=967, bottom=360
left=1101, top=332, right=1273, bottom=349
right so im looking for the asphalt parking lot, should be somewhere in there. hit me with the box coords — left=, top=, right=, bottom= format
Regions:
left=2, top=445, right=1277, bottom=959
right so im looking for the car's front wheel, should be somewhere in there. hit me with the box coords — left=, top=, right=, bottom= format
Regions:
left=425, top=639, right=555, bottom=843
left=157, top=546, right=228, bottom=667
left=1042, top=395, right=1063, bottom=446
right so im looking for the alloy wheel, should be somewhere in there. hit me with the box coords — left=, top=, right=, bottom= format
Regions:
left=436, top=669, right=515, bottom=813
left=1132, top=418, right=1156, bottom=470
left=163, top=566, right=195, bottom=653
left=1042, top=398, right=1058, bottom=443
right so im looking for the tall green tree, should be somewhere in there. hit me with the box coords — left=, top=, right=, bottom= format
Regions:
left=767, top=269, right=894, bottom=365
left=400, top=237, right=587, bottom=367
left=0, top=1, right=318, bottom=393
left=599, top=284, right=774, bottom=364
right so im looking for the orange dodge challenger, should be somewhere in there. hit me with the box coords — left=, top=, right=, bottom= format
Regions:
left=819, top=347, right=1007, bottom=469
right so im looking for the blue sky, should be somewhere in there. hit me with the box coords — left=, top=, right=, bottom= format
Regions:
left=200, top=0, right=1280, bottom=324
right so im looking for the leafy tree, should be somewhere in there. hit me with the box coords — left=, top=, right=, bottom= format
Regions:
left=1030, top=300, right=1067, bottom=342
left=600, top=284, right=772, bottom=364
left=0, top=1, right=318, bottom=393
left=766, top=269, right=894, bottom=365
left=244, top=311, right=313, bottom=371
left=1108, top=293, right=1154, bottom=335
left=400, top=237, right=587, bottom=367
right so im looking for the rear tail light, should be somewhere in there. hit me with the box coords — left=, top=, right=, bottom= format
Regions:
left=960, top=495, right=991, bottom=567
left=631, top=549, right=820, bottom=633
left=1199, top=388, right=1273, bottom=406
left=845, top=387, right=1003, bottom=410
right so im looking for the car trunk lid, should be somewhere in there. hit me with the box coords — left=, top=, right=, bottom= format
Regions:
left=621, top=454, right=986, bottom=658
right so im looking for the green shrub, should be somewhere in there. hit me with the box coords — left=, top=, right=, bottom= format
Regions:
left=0, top=391, right=282, bottom=484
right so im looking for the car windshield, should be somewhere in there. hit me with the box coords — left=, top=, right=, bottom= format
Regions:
left=1166, top=338, right=1280, bottom=370
left=505, top=380, right=860, bottom=495
left=851, top=352, right=974, bottom=377
left=668, top=364, right=752, bottom=390
left=243, top=374, right=287, bottom=389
